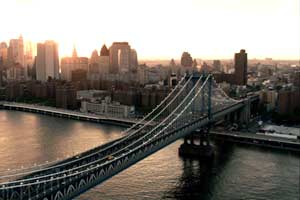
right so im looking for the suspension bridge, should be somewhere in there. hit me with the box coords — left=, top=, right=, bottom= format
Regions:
left=0, top=72, right=254, bottom=200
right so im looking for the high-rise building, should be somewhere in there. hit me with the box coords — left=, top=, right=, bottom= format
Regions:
left=213, top=60, right=221, bottom=71
left=36, top=40, right=59, bottom=82
left=109, top=42, right=131, bottom=73
left=56, top=84, right=77, bottom=109
left=278, top=89, right=300, bottom=115
left=88, top=45, right=110, bottom=81
left=72, top=45, right=78, bottom=57
left=180, top=52, right=193, bottom=67
left=7, top=36, right=24, bottom=67
left=89, top=49, right=100, bottom=80
left=293, top=71, right=300, bottom=87
left=90, top=49, right=99, bottom=64
left=170, top=59, right=176, bottom=67
left=0, top=57, right=3, bottom=86
left=98, top=45, right=110, bottom=74
left=6, top=63, right=26, bottom=81
left=192, top=59, right=198, bottom=68
left=0, top=42, right=8, bottom=62
left=100, top=44, right=109, bottom=56
left=234, top=49, right=247, bottom=85
left=130, top=49, right=138, bottom=71
left=61, top=47, right=88, bottom=81
left=200, top=62, right=211, bottom=72
left=71, top=69, right=87, bottom=82
left=24, top=41, right=34, bottom=65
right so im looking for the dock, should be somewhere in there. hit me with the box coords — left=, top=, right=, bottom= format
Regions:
left=210, top=131, right=300, bottom=152
left=0, top=102, right=138, bottom=127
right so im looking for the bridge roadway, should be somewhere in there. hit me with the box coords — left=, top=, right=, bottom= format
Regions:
left=0, top=102, right=139, bottom=127
left=210, top=130, right=300, bottom=152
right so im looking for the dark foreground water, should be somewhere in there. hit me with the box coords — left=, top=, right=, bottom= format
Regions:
left=0, top=110, right=299, bottom=200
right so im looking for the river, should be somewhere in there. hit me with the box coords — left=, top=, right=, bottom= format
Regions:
left=0, top=110, right=299, bottom=200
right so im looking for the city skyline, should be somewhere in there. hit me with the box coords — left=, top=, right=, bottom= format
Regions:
left=0, top=0, right=299, bottom=60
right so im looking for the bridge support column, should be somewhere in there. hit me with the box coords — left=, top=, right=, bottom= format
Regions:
left=238, top=98, right=251, bottom=127
left=179, top=128, right=214, bottom=158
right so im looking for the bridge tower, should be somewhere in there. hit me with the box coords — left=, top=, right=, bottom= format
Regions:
left=179, top=72, right=214, bottom=158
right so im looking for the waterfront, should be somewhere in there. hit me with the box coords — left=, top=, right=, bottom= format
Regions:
left=0, top=110, right=299, bottom=200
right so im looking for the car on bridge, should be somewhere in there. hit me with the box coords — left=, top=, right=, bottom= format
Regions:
left=107, top=155, right=115, bottom=160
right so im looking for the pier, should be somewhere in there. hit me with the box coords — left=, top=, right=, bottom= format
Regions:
left=210, top=131, right=300, bottom=152
left=0, top=102, right=137, bottom=127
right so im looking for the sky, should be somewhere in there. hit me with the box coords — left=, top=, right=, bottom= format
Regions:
left=0, top=0, right=299, bottom=60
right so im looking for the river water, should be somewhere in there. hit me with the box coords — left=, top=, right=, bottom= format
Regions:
left=0, top=110, right=299, bottom=200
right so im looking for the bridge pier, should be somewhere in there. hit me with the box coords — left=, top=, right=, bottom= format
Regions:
left=237, top=98, right=251, bottom=127
left=179, top=128, right=214, bottom=158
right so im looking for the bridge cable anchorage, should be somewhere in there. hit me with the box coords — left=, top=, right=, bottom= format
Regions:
left=0, top=74, right=189, bottom=177
left=0, top=75, right=194, bottom=185
left=0, top=75, right=207, bottom=191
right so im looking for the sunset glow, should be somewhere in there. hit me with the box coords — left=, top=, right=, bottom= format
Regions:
left=0, top=0, right=299, bottom=59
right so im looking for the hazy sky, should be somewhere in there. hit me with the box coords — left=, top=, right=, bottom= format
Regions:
left=0, top=0, right=299, bottom=59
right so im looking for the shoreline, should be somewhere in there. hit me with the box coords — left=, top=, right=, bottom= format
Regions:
left=0, top=102, right=135, bottom=128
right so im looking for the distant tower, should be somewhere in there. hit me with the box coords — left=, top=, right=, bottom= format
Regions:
left=170, top=58, right=176, bottom=67
left=36, top=40, right=59, bottom=82
left=61, top=49, right=88, bottom=81
left=8, top=35, right=24, bottom=66
left=97, top=44, right=110, bottom=76
left=130, top=49, right=138, bottom=71
left=192, top=59, right=198, bottom=68
left=0, top=57, right=3, bottom=86
left=100, top=44, right=109, bottom=56
left=72, top=45, right=78, bottom=57
left=180, top=52, right=193, bottom=67
left=0, top=42, right=8, bottom=62
left=109, top=42, right=131, bottom=73
left=234, top=49, right=248, bottom=85
left=201, top=62, right=211, bottom=72
left=90, top=49, right=99, bottom=64
left=213, top=60, right=221, bottom=71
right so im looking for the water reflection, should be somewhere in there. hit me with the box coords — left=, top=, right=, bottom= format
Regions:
left=164, top=143, right=234, bottom=200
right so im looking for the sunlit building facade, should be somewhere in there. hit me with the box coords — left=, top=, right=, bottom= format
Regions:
left=36, top=40, right=59, bottom=82
left=61, top=48, right=88, bottom=81
left=109, top=42, right=131, bottom=73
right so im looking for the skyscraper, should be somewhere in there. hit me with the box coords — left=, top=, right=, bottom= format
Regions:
left=8, top=35, right=24, bottom=67
left=213, top=60, right=221, bottom=71
left=61, top=47, right=88, bottom=81
left=98, top=45, right=110, bottom=74
left=0, top=42, right=8, bottom=62
left=130, top=49, right=138, bottom=70
left=36, top=41, right=59, bottom=82
left=234, top=49, right=247, bottom=85
left=180, top=52, right=193, bottom=67
left=0, top=57, right=3, bottom=86
left=109, top=42, right=131, bottom=73
left=88, top=45, right=110, bottom=80
left=100, top=44, right=109, bottom=56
